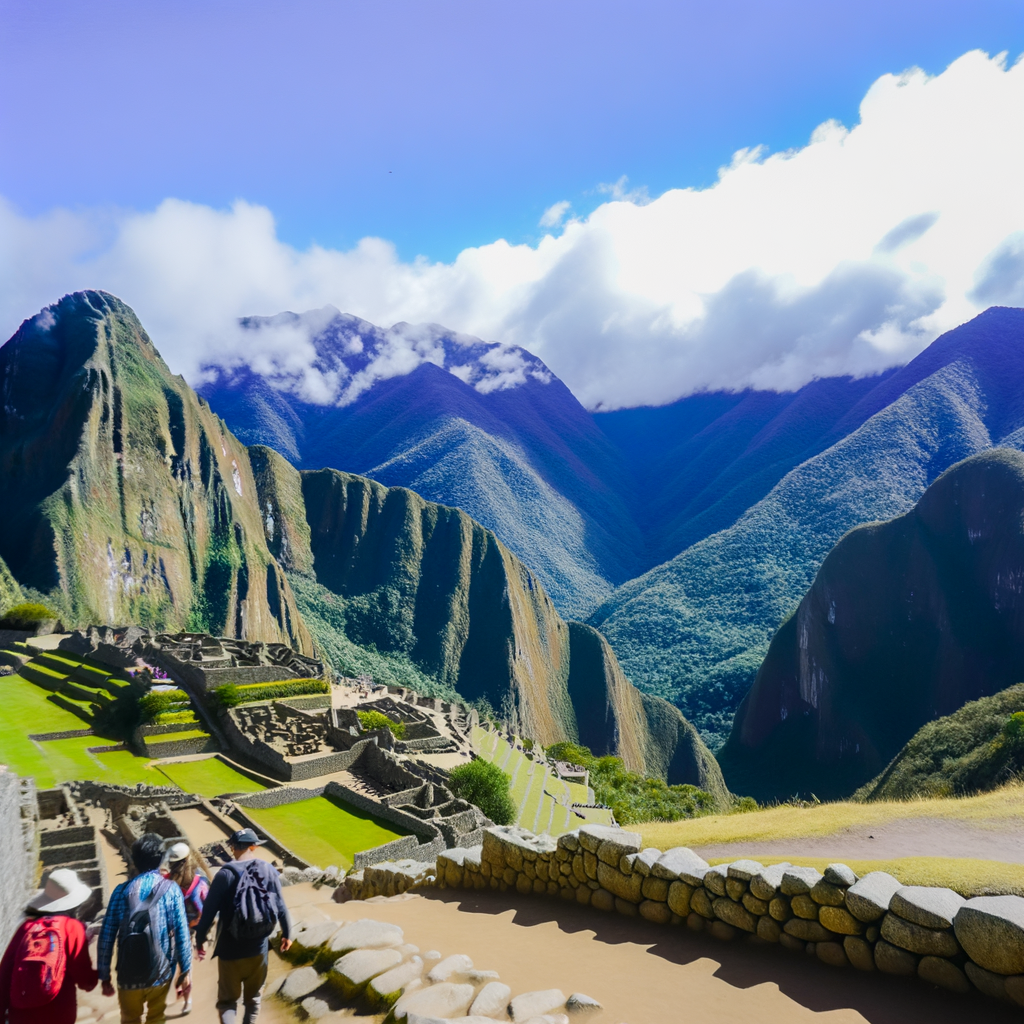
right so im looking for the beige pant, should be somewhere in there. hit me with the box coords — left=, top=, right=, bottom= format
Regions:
left=117, top=981, right=171, bottom=1024
left=216, top=953, right=268, bottom=1024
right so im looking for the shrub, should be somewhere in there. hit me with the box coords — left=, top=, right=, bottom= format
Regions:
left=211, top=678, right=329, bottom=709
left=1004, top=711, right=1024, bottom=740
left=0, top=601, right=59, bottom=630
left=448, top=759, right=516, bottom=825
left=154, top=710, right=198, bottom=726
left=357, top=710, right=406, bottom=740
left=138, top=689, right=189, bottom=722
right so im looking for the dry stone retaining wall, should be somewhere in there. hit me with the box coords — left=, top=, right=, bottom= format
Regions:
left=352, top=823, right=1024, bottom=1011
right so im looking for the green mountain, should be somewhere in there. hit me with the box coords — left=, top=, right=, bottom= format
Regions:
left=0, top=291, right=718, bottom=790
left=855, top=685, right=1024, bottom=802
left=721, top=449, right=1024, bottom=801
left=590, top=307, right=1024, bottom=750
left=0, top=291, right=312, bottom=651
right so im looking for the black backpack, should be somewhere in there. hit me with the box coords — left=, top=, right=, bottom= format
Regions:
left=117, top=878, right=172, bottom=987
left=229, top=862, right=278, bottom=940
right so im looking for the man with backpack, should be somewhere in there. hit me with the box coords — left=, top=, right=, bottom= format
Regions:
left=97, top=833, right=192, bottom=1024
left=0, top=867, right=98, bottom=1024
left=194, top=829, right=292, bottom=1024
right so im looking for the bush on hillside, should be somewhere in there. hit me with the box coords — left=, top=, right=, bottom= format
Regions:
left=448, top=758, right=516, bottom=825
left=357, top=710, right=406, bottom=739
left=211, top=678, right=329, bottom=709
left=546, top=741, right=716, bottom=825
left=0, top=601, right=60, bottom=631
left=138, top=689, right=190, bottom=722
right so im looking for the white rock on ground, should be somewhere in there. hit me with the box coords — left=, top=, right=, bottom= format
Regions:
left=565, top=992, right=602, bottom=1012
left=469, top=981, right=512, bottom=1016
left=366, top=958, right=424, bottom=1003
left=299, top=996, right=331, bottom=1019
left=279, top=966, right=323, bottom=1001
left=424, top=950, right=442, bottom=960
left=393, top=982, right=476, bottom=1020
left=407, top=1016, right=498, bottom=1024
left=331, top=947, right=404, bottom=990
left=651, top=847, right=709, bottom=884
left=509, top=989, right=567, bottom=1021
left=845, top=873, right=903, bottom=923
left=521, top=1016, right=570, bottom=1024
left=327, top=918, right=405, bottom=953
left=290, top=920, right=341, bottom=951
left=889, top=886, right=965, bottom=930
left=427, top=953, right=474, bottom=982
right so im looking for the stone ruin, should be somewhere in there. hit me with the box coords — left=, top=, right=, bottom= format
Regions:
left=232, top=700, right=333, bottom=758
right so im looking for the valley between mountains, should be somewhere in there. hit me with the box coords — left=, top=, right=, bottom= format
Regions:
left=5, top=289, right=1024, bottom=807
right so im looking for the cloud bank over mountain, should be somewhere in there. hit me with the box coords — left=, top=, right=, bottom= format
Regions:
left=1, top=49, right=1022, bottom=409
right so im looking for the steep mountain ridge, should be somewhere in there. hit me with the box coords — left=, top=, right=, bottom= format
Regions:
left=721, top=448, right=1024, bottom=801
left=0, top=291, right=312, bottom=651
left=592, top=307, right=1024, bottom=748
left=0, top=293, right=718, bottom=790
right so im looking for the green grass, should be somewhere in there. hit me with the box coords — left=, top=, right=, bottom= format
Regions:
left=245, top=794, right=407, bottom=871
left=145, top=728, right=210, bottom=744
left=156, top=757, right=266, bottom=797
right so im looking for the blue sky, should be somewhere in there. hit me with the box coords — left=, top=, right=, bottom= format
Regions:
left=2, top=0, right=1022, bottom=261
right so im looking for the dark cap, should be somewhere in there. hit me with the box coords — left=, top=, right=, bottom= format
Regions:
left=229, top=828, right=266, bottom=848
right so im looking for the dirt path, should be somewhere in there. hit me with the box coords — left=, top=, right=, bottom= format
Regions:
left=693, top=816, right=1024, bottom=864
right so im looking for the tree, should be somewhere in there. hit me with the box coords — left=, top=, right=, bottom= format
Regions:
left=448, top=758, right=516, bottom=825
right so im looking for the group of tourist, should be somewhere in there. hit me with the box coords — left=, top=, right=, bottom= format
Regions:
left=0, top=828, right=292, bottom=1024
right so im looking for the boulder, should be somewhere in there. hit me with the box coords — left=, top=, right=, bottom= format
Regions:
left=579, top=825, right=639, bottom=859
left=816, top=942, right=848, bottom=968
left=791, top=895, right=819, bottom=920
left=873, top=940, right=917, bottom=976
left=823, top=864, right=858, bottom=888
left=691, top=888, right=715, bottom=919
left=652, top=847, right=709, bottom=885
left=366, top=958, right=424, bottom=1007
left=703, top=866, right=728, bottom=896
left=630, top=848, right=662, bottom=876
left=768, top=897, right=792, bottom=922
left=1004, top=975, right=1024, bottom=1007
left=783, top=919, right=832, bottom=943
left=725, top=878, right=747, bottom=902
left=327, top=919, right=404, bottom=954
left=880, top=914, right=959, bottom=958
left=330, top=948, right=404, bottom=997
left=591, top=888, right=615, bottom=912
left=596, top=862, right=642, bottom=903
left=279, top=967, right=323, bottom=1001
left=954, top=894, right=1024, bottom=975
left=565, top=992, right=602, bottom=1012
left=667, top=881, right=694, bottom=917
left=918, top=956, right=970, bottom=994
left=713, top=897, right=757, bottom=933
left=780, top=867, right=822, bottom=896
left=818, top=907, right=863, bottom=935
left=889, top=886, right=964, bottom=930
left=509, top=989, right=566, bottom=1022
left=289, top=920, right=341, bottom=958
left=749, top=863, right=791, bottom=902
left=393, top=982, right=476, bottom=1021
left=469, top=981, right=512, bottom=1017
left=427, top=954, right=473, bottom=983
left=964, top=961, right=1008, bottom=1000
left=639, top=899, right=673, bottom=924
left=779, top=933, right=805, bottom=954
left=809, top=880, right=846, bottom=907
left=615, top=897, right=638, bottom=917
left=757, top=916, right=781, bottom=942
left=845, top=872, right=902, bottom=923
left=726, top=859, right=764, bottom=882
left=843, top=936, right=874, bottom=972
left=709, top=921, right=737, bottom=941
left=742, top=893, right=769, bottom=916
left=641, top=876, right=670, bottom=902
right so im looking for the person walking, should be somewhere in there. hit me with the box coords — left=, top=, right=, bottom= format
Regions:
left=97, top=833, right=192, bottom=1024
left=0, top=868, right=98, bottom=1024
left=194, top=829, right=292, bottom=1024
left=163, top=843, right=210, bottom=1015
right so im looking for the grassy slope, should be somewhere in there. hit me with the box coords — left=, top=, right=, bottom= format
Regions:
left=591, top=359, right=1002, bottom=749
left=156, top=757, right=266, bottom=796
left=245, top=794, right=407, bottom=870
left=857, top=684, right=1024, bottom=801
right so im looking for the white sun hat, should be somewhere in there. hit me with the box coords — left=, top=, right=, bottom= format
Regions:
left=27, top=868, right=93, bottom=913
left=166, top=842, right=191, bottom=863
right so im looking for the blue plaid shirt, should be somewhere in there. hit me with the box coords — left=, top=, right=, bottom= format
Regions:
left=97, top=871, right=192, bottom=987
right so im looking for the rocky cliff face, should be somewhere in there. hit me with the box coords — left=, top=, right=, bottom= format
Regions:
left=566, top=622, right=728, bottom=797
left=721, top=448, right=1024, bottom=801
left=0, top=292, right=311, bottom=652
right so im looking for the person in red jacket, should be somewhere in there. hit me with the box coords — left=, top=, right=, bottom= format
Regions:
left=0, top=868, right=99, bottom=1024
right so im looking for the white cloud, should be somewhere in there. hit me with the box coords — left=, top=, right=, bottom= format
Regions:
left=2, top=49, right=1024, bottom=409
left=539, top=200, right=571, bottom=228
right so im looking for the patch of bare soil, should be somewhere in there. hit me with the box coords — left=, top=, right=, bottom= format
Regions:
left=693, top=817, right=1024, bottom=864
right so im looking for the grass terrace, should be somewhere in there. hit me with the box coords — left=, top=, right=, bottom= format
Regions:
left=155, top=757, right=268, bottom=797
left=245, top=794, right=408, bottom=870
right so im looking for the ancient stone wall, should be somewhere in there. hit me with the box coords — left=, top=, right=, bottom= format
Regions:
left=0, top=770, right=38, bottom=951
left=351, top=823, right=1024, bottom=1010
